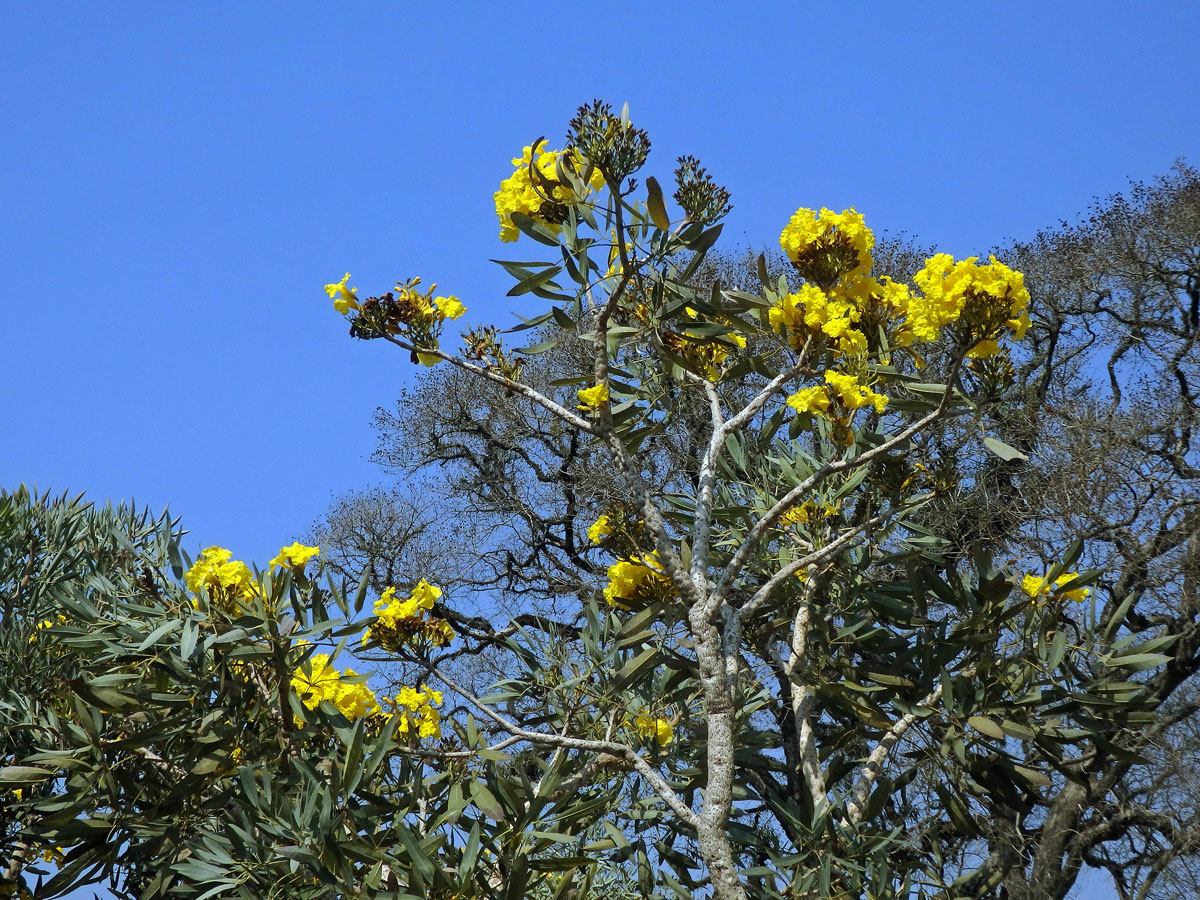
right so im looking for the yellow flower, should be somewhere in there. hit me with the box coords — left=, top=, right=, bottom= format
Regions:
left=824, top=370, right=888, bottom=414
left=604, top=555, right=671, bottom=607
left=910, top=254, right=1030, bottom=353
left=269, top=542, right=320, bottom=571
left=434, top=295, right=466, bottom=320
left=494, top=145, right=605, bottom=242
left=290, top=652, right=382, bottom=719
left=786, top=386, right=831, bottom=416
left=577, top=383, right=609, bottom=412
left=1021, top=572, right=1091, bottom=604
left=374, top=581, right=442, bottom=624
left=324, top=273, right=360, bottom=315
left=363, top=580, right=453, bottom=650
left=186, top=546, right=259, bottom=612
left=768, top=284, right=866, bottom=354
left=587, top=515, right=613, bottom=544
left=291, top=653, right=342, bottom=710
left=410, top=579, right=442, bottom=609
left=385, top=683, right=443, bottom=738
left=780, top=207, right=874, bottom=283
left=779, top=501, right=837, bottom=527
left=634, top=715, right=674, bottom=746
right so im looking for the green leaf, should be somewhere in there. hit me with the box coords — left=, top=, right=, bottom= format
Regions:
left=470, top=780, right=506, bottom=820
left=509, top=211, right=561, bottom=246
left=1000, top=719, right=1036, bottom=741
left=612, top=645, right=659, bottom=690
left=1013, top=764, right=1051, bottom=787
left=967, top=716, right=1006, bottom=740
left=507, top=265, right=564, bottom=297
left=1047, top=628, right=1067, bottom=669
left=685, top=222, right=723, bottom=252
left=515, top=337, right=563, bottom=355
left=0, top=765, right=56, bottom=782
left=1104, top=652, right=1172, bottom=670
left=982, top=436, right=1028, bottom=462
left=1102, top=591, right=1138, bottom=641
left=645, top=176, right=671, bottom=231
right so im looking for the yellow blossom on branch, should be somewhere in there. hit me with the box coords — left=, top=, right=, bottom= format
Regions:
left=768, top=284, right=867, bottom=356
left=910, top=254, right=1031, bottom=355
left=779, top=501, right=837, bottom=527
left=634, top=714, right=675, bottom=746
left=786, top=385, right=831, bottom=417
left=186, top=546, right=259, bottom=612
left=324, top=273, right=360, bottom=315
left=824, top=370, right=888, bottom=414
left=363, top=580, right=453, bottom=650
left=1021, top=572, right=1091, bottom=604
left=588, top=514, right=613, bottom=543
left=780, top=207, right=874, bottom=286
left=604, top=554, right=672, bottom=607
left=494, top=144, right=605, bottom=242
left=269, top=542, right=320, bottom=571
left=386, top=684, right=443, bottom=738
left=291, top=652, right=382, bottom=719
left=434, top=295, right=466, bottom=320
left=577, top=383, right=610, bottom=412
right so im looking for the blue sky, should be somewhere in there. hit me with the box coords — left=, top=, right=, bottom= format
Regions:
left=3, top=6, right=1197, bottom=892
left=4, top=1, right=1197, bottom=568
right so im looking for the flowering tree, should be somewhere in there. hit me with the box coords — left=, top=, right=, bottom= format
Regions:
left=4, top=108, right=1199, bottom=900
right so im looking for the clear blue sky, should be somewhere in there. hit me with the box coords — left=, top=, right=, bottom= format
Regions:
left=4, top=1, right=1197, bottom=567
left=3, top=7, right=1196, bottom=893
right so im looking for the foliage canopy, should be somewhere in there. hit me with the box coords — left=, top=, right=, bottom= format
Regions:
left=4, top=105, right=1199, bottom=900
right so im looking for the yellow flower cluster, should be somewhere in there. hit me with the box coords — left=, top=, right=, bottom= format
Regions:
left=392, top=279, right=466, bottom=323
left=824, top=370, right=888, bottom=413
left=779, top=501, right=837, bottom=527
left=494, top=144, right=605, bottom=242
left=291, top=652, right=381, bottom=719
left=604, top=555, right=672, bottom=608
left=784, top=371, right=887, bottom=419
left=773, top=207, right=1031, bottom=363
left=785, top=385, right=831, bottom=416
left=362, top=580, right=455, bottom=651
left=587, top=514, right=613, bottom=544
left=186, top=546, right=259, bottom=612
left=634, top=714, right=674, bottom=746
left=269, top=542, right=320, bottom=571
left=1021, top=572, right=1091, bottom=604
left=325, top=274, right=466, bottom=367
left=780, top=207, right=874, bottom=282
left=576, top=382, right=609, bottom=412
left=910, top=254, right=1031, bottom=356
left=384, top=684, right=443, bottom=739
left=768, top=276, right=911, bottom=360
left=289, top=651, right=443, bottom=739
left=769, top=284, right=862, bottom=354
left=325, top=273, right=359, bottom=315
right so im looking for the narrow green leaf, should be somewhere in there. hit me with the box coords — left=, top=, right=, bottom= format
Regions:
left=967, top=716, right=1006, bottom=740
left=982, top=436, right=1028, bottom=462
left=509, top=211, right=561, bottom=246
left=507, top=265, right=564, bottom=297
left=0, top=765, right=56, bottom=782
left=685, top=223, right=723, bottom=252
left=1104, top=652, right=1172, bottom=670
left=645, top=176, right=670, bottom=231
